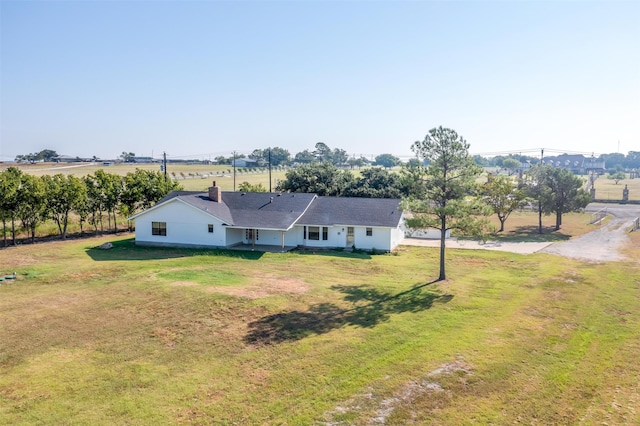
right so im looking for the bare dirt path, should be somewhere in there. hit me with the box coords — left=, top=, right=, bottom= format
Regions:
left=541, top=203, right=640, bottom=262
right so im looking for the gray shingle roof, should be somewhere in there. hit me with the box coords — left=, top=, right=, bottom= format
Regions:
left=162, top=191, right=316, bottom=230
left=149, top=191, right=402, bottom=230
left=221, top=192, right=316, bottom=229
left=297, top=197, right=403, bottom=228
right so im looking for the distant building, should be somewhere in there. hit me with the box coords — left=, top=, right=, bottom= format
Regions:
left=132, top=157, right=156, bottom=163
left=541, top=154, right=605, bottom=175
left=233, top=158, right=258, bottom=168
left=52, top=155, right=93, bottom=163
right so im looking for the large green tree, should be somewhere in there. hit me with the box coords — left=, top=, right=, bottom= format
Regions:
left=84, top=174, right=105, bottom=233
left=543, top=167, right=590, bottom=230
left=293, top=149, right=316, bottom=164
left=238, top=182, right=267, bottom=192
left=399, top=160, right=427, bottom=198
left=277, top=162, right=354, bottom=196
left=0, top=168, right=22, bottom=246
left=16, top=174, right=47, bottom=242
left=481, top=175, right=527, bottom=232
left=249, top=147, right=291, bottom=166
left=42, top=174, right=85, bottom=239
left=526, top=166, right=554, bottom=234
left=345, top=167, right=403, bottom=198
left=502, top=158, right=520, bottom=175
left=374, top=153, right=401, bottom=168
left=404, top=127, right=488, bottom=281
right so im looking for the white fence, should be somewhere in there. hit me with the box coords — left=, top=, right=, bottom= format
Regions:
left=590, top=208, right=608, bottom=225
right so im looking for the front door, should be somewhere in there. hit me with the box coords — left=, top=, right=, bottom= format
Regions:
left=346, top=227, right=354, bottom=247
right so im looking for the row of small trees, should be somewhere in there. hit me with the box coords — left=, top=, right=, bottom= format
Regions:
left=0, top=168, right=180, bottom=246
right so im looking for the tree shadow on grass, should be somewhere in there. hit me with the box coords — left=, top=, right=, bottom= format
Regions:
left=294, top=250, right=372, bottom=260
left=86, top=238, right=264, bottom=261
left=458, top=225, right=571, bottom=243
left=495, top=225, right=571, bottom=242
left=244, top=280, right=452, bottom=345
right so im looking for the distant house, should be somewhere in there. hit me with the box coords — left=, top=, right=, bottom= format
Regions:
left=541, top=154, right=605, bottom=174
left=233, top=158, right=258, bottom=168
left=129, top=182, right=405, bottom=252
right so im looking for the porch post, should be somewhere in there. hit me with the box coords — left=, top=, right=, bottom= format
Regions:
left=252, top=229, right=255, bottom=250
left=281, top=231, right=285, bottom=251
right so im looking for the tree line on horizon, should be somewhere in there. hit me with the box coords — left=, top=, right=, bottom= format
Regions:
left=12, top=146, right=640, bottom=172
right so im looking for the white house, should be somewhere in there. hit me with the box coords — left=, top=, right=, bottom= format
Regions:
left=129, top=182, right=405, bottom=252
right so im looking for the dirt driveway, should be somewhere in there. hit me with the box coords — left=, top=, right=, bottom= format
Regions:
left=402, top=203, right=640, bottom=262
left=541, top=203, right=640, bottom=262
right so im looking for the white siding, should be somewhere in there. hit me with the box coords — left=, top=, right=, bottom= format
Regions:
left=296, top=225, right=401, bottom=251
left=389, top=225, right=405, bottom=251
left=134, top=200, right=227, bottom=247
left=349, top=226, right=392, bottom=251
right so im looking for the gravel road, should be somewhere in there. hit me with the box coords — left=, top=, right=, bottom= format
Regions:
left=402, top=203, right=640, bottom=262
left=541, top=203, right=640, bottom=262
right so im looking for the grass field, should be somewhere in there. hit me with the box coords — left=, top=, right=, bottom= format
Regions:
left=1, top=234, right=639, bottom=424
left=483, top=211, right=596, bottom=242
left=2, top=162, right=290, bottom=192
left=593, top=173, right=640, bottom=201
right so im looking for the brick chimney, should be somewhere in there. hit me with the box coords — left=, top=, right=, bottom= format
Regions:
left=208, top=181, right=222, bottom=202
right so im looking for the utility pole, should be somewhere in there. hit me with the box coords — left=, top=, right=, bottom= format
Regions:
left=268, top=147, right=272, bottom=192
left=232, top=151, right=237, bottom=191
left=163, top=151, right=167, bottom=181
left=537, top=148, right=544, bottom=234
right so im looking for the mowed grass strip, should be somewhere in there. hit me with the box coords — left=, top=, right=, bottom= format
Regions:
left=1, top=236, right=639, bottom=424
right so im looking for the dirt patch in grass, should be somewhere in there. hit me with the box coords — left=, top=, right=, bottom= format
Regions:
left=199, top=274, right=310, bottom=299
left=321, top=359, right=474, bottom=425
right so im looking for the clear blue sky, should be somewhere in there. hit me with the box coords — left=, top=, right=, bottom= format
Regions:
left=1, top=1, right=638, bottom=162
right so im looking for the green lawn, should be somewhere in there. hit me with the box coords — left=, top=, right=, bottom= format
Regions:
left=1, top=235, right=639, bottom=424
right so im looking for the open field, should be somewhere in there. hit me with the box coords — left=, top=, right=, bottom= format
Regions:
left=483, top=211, right=596, bottom=242
left=593, top=173, right=640, bottom=201
left=1, top=235, right=639, bottom=424
left=1, top=162, right=290, bottom=192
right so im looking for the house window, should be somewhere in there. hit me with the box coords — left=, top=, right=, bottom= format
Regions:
left=322, top=227, right=328, bottom=241
left=208, top=224, right=214, bottom=233
left=308, top=226, right=320, bottom=240
left=152, top=222, right=166, bottom=236
left=245, top=229, right=259, bottom=241
left=366, top=227, right=373, bottom=236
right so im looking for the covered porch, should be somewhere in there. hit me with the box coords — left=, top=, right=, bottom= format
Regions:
left=227, top=243, right=298, bottom=253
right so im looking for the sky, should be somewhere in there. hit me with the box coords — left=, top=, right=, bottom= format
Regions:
left=1, top=1, right=639, bottom=162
